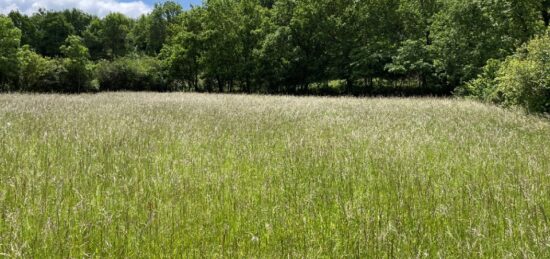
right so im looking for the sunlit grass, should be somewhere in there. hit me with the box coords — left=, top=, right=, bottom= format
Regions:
left=1, top=93, right=549, bottom=257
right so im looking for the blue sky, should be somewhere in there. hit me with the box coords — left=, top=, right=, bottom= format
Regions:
left=0, top=0, right=204, bottom=18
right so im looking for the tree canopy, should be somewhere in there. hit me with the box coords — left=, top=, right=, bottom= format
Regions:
left=0, top=0, right=548, bottom=101
left=0, top=15, right=21, bottom=88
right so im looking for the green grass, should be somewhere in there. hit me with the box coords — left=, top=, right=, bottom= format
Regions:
left=1, top=93, right=550, bottom=257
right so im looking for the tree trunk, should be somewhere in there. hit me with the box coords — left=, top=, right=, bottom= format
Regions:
left=193, top=74, right=199, bottom=92
left=245, top=78, right=251, bottom=93
left=345, top=78, right=353, bottom=94
left=216, top=76, right=223, bottom=92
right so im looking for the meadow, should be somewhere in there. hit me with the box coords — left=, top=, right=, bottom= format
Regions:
left=1, top=93, right=550, bottom=258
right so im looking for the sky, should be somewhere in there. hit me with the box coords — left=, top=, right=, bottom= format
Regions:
left=0, top=0, right=203, bottom=18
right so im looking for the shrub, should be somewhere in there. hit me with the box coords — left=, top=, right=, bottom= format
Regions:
left=496, top=33, right=550, bottom=113
left=16, top=45, right=55, bottom=92
left=16, top=37, right=97, bottom=93
left=458, top=59, right=502, bottom=102
left=16, top=45, right=81, bottom=93
left=95, top=55, right=170, bottom=91
left=40, top=59, right=70, bottom=92
left=0, top=15, right=21, bottom=89
left=462, top=31, right=550, bottom=113
left=59, top=35, right=97, bottom=93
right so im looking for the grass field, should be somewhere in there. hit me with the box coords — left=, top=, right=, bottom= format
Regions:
left=1, top=93, right=550, bottom=257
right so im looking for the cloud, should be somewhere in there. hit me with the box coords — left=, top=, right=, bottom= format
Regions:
left=0, top=0, right=152, bottom=18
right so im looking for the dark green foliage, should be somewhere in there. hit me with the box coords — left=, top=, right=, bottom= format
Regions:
left=62, top=9, right=94, bottom=36
left=462, top=31, right=550, bottom=113
left=15, top=37, right=95, bottom=93
left=129, top=1, right=183, bottom=54
left=17, top=54, right=71, bottom=93
left=543, top=0, right=550, bottom=26
left=430, top=0, right=546, bottom=90
left=386, top=40, right=433, bottom=88
left=82, top=18, right=104, bottom=60
left=34, top=11, right=76, bottom=56
left=160, top=7, right=205, bottom=91
left=81, top=13, right=133, bottom=60
left=36, top=59, right=70, bottom=93
left=95, top=56, right=168, bottom=92
left=60, top=35, right=96, bottom=92
left=1, top=0, right=549, bottom=106
left=16, top=45, right=55, bottom=92
left=101, top=13, right=132, bottom=58
left=459, top=59, right=502, bottom=101
left=8, top=11, right=38, bottom=46
left=148, top=1, right=183, bottom=53
left=8, top=9, right=93, bottom=57
left=129, top=15, right=150, bottom=53
left=494, top=33, right=550, bottom=113
left=0, top=15, right=21, bottom=89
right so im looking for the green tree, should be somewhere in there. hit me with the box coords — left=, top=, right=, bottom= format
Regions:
left=350, top=0, right=404, bottom=90
left=255, top=0, right=298, bottom=92
left=386, top=39, right=433, bottom=88
left=16, top=45, right=54, bottom=91
left=82, top=18, right=104, bottom=60
left=431, top=0, right=544, bottom=91
left=235, top=0, right=268, bottom=92
left=62, top=9, right=94, bottom=36
left=324, top=0, right=362, bottom=90
left=261, top=0, right=335, bottom=92
left=200, top=0, right=244, bottom=92
left=430, top=0, right=499, bottom=90
left=161, top=7, right=205, bottom=91
left=8, top=11, right=38, bottom=47
left=496, top=32, right=550, bottom=113
left=198, top=0, right=267, bottom=92
left=399, top=0, right=442, bottom=45
left=95, top=55, right=167, bottom=91
left=147, top=1, right=183, bottom=54
left=0, top=15, right=21, bottom=89
left=36, top=11, right=75, bottom=56
left=460, top=59, right=502, bottom=101
left=60, top=35, right=94, bottom=92
left=101, top=13, right=132, bottom=58
left=461, top=29, right=550, bottom=113
left=130, top=15, right=151, bottom=53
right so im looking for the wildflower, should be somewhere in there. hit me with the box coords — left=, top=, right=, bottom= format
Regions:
left=251, top=235, right=259, bottom=243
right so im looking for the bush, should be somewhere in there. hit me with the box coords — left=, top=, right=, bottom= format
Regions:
left=0, top=15, right=21, bottom=88
left=59, top=35, right=97, bottom=93
left=95, top=55, right=171, bottom=92
left=16, top=46, right=79, bottom=93
left=458, top=59, right=502, bottom=102
left=496, top=33, right=550, bottom=113
left=462, top=31, right=550, bottom=113
left=17, top=45, right=55, bottom=92
left=16, top=37, right=97, bottom=93
left=20, top=59, right=91, bottom=93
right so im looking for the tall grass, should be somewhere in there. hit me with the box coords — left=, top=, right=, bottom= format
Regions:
left=1, top=93, right=549, bottom=257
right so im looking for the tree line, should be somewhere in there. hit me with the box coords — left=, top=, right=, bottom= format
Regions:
left=0, top=0, right=549, bottom=107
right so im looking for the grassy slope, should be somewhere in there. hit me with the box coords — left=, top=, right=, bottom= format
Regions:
left=1, top=93, right=549, bottom=257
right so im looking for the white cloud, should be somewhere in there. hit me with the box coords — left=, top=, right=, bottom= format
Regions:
left=0, top=0, right=152, bottom=18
